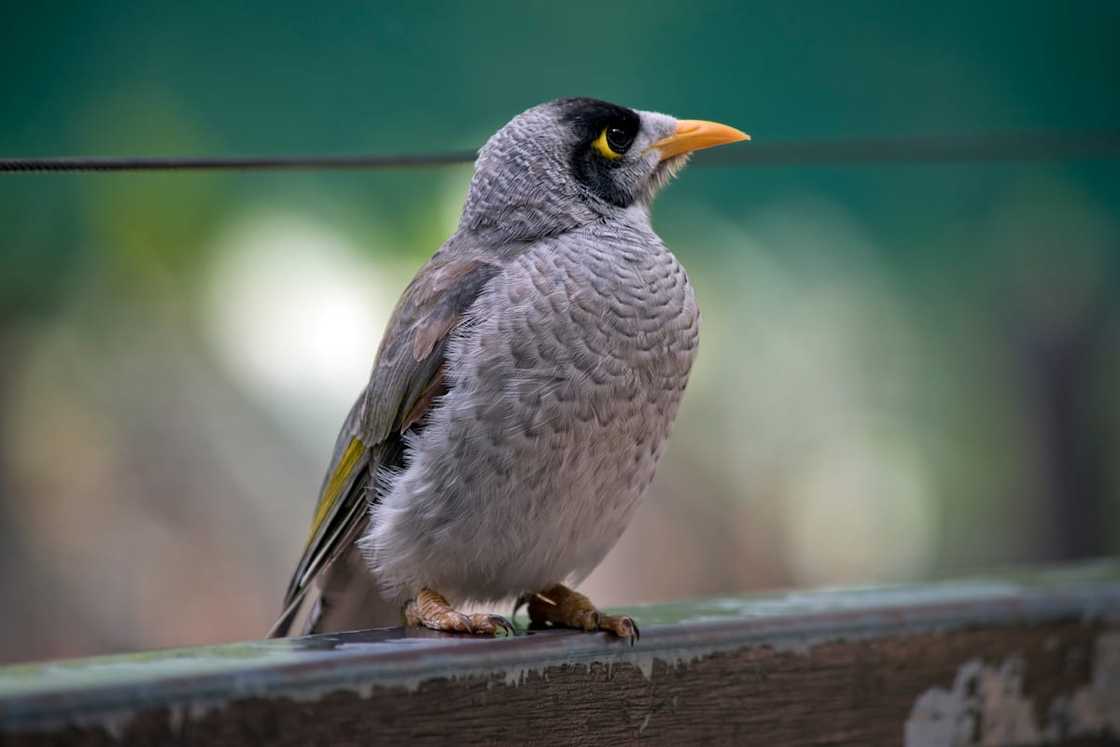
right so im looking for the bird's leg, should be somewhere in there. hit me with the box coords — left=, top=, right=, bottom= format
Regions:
left=403, top=588, right=515, bottom=637
left=527, top=584, right=639, bottom=643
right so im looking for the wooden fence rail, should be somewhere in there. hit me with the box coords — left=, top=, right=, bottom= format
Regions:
left=2, top=562, right=1118, bottom=746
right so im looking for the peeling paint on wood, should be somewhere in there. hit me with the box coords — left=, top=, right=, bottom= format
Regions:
left=2, top=562, right=1119, bottom=746
left=905, top=633, right=1120, bottom=745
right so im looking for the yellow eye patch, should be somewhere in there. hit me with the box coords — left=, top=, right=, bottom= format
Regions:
left=592, top=127, right=624, bottom=160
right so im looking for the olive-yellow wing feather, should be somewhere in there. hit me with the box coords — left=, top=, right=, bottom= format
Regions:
left=268, top=244, right=507, bottom=637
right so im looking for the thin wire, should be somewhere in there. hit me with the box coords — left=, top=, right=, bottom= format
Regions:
left=1, top=131, right=1118, bottom=173
left=0, top=151, right=477, bottom=173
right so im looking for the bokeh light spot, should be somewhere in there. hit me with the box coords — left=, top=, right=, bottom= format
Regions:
left=204, top=212, right=396, bottom=455
left=782, top=429, right=938, bottom=586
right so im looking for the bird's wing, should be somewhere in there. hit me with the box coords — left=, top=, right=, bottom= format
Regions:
left=268, top=243, right=508, bottom=637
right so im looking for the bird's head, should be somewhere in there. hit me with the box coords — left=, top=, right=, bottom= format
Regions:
left=459, top=98, right=748, bottom=241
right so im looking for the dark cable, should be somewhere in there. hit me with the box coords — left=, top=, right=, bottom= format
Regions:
left=1, top=131, right=1118, bottom=173
left=0, top=151, right=477, bottom=173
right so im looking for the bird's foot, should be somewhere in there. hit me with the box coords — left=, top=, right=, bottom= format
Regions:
left=403, top=588, right=515, bottom=637
left=527, top=584, right=639, bottom=644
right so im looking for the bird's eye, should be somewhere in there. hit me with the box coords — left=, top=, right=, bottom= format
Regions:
left=592, top=125, right=634, bottom=160
left=605, top=126, right=635, bottom=153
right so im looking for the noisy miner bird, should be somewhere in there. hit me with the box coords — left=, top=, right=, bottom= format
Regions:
left=269, top=98, right=748, bottom=642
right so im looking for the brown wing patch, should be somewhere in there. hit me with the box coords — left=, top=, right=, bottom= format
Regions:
left=412, top=311, right=456, bottom=361
left=399, top=365, right=447, bottom=433
left=410, top=257, right=494, bottom=360
left=361, top=251, right=503, bottom=446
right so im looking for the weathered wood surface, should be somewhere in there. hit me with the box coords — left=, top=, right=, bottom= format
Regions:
left=2, top=562, right=1118, bottom=746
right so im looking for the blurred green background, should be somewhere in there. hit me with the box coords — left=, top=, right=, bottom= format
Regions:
left=1, top=2, right=1118, bottom=664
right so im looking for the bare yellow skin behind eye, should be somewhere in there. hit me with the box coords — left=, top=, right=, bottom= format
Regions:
left=591, top=127, right=623, bottom=160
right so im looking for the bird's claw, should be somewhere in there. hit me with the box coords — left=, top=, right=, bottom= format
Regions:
left=405, top=589, right=517, bottom=638
left=599, top=614, right=639, bottom=645
left=468, top=613, right=516, bottom=637
left=528, top=584, right=640, bottom=644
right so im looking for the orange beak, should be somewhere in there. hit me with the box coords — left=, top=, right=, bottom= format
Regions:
left=651, top=119, right=750, bottom=160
